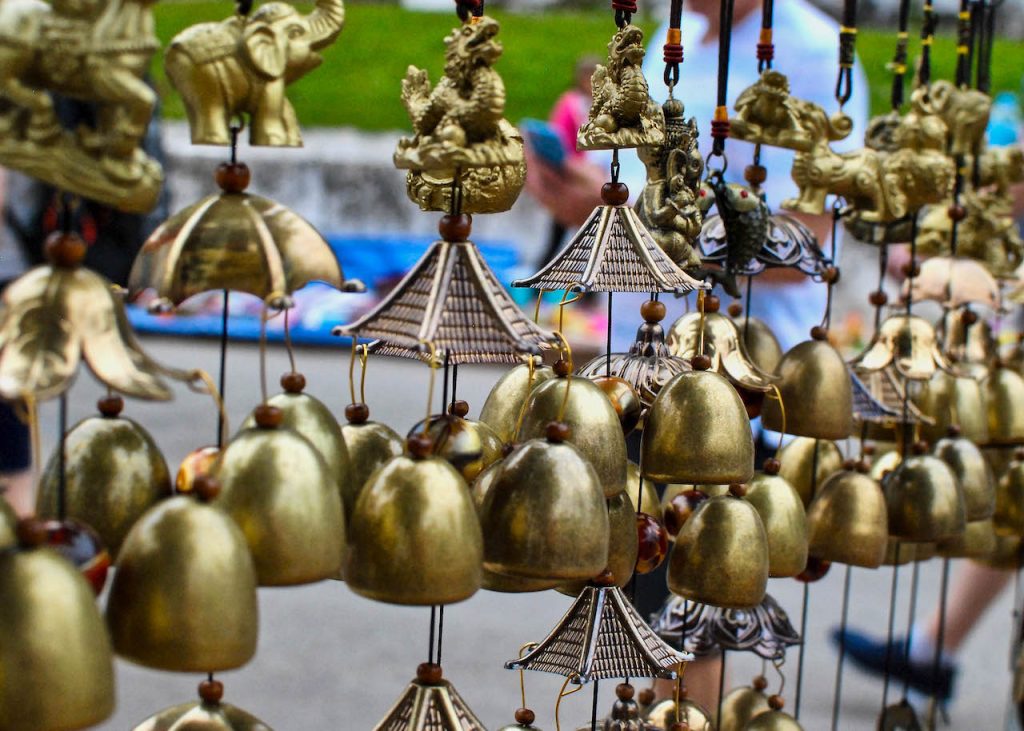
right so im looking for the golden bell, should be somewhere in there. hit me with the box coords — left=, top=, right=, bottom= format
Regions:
left=626, top=461, right=661, bottom=515
left=761, top=338, right=853, bottom=440
left=0, top=545, right=114, bottom=731
left=133, top=698, right=271, bottom=731
left=558, top=492, right=638, bottom=595
left=882, top=538, right=917, bottom=566
left=409, top=412, right=503, bottom=483
left=984, top=446, right=1016, bottom=481
left=481, top=433, right=609, bottom=580
left=646, top=698, right=712, bottom=730
left=806, top=470, right=888, bottom=568
left=106, top=495, right=258, bottom=672
left=739, top=316, right=784, bottom=374
left=744, top=472, right=808, bottom=578
left=642, top=370, right=754, bottom=485
left=744, top=710, right=803, bottom=730
left=666, top=311, right=777, bottom=391
left=668, top=494, right=768, bottom=608
left=911, top=371, right=988, bottom=444
left=479, top=362, right=556, bottom=442
left=213, top=419, right=344, bottom=586
left=340, top=417, right=405, bottom=522
left=520, top=376, right=628, bottom=497
left=914, top=541, right=937, bottom=562
left=984, top=366, right=1024, bottom=446
left=871, top=449, right=903, bottom=482
left=719, top=686, right=769, bottom=731
left=938, top=518, right=997, bottom=559
left=36, top=411, right=171, bottom=557
left=776, top=437, right=844, bottom=507
left=934, top=436, right=995, bottom=521
left=884, top=454, right=966, bottom=542
left=345, top=452, right=483, bottom=605
left=995, top=457, right=1024, bottom=536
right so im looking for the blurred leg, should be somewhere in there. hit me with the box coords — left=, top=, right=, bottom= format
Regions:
left=0, top=400, right=33, bottom=517
left=923, top=561, right=1013, bottom=653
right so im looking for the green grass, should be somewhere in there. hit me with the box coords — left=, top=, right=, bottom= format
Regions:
left=151, top=3, right=1023, bottom=130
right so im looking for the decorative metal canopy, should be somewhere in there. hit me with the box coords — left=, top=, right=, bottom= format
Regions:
left=850, top=367, right=932, bottom=427
left=374, top=675, right=485, bottom=731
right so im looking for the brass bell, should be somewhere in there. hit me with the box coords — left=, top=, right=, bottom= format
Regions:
left=479, top=362, right=556, bottom=443
left=0, top=529, right=115, bottom=731
left=911, top=371, right=988, bottom=444
left=806, top=470, right=888, bottom=568
left=577, top=682, right=654, bottom=731
left=481, top=425, right=609, bottom=581
left=744, top=709, right=803, bottom=730
left=106, top=487, right=258, bottom=672
left=719, top=684, right=770, bottom=731
left=884, top=454, right=966, bottom=542
left=984, top=366, right=1024, bottom=446
left=626, top=461, right=661, bottom=515
left=668, top=493, right=769, bottom=608
left=995, top=456, right=1024, bottom=536
left=341, top=406, right=405, bottom=522
left=592, top=375, right=644, bottom=435
left=871, top=449, right=903, bottom=483
left=213, top=406, right=345, bottom=586
left=519, top=375, right=628, bottom=497
left=761, top=338, right=853, bottom=440
left=984, top=446, right=1016, bottom=481
left=776, top=437, right=844, bottom=507
left=934, top=436, right=995, bottom=521
left=36, top=397, right=171, bottom=557
left=914, top=541, right=937, bottom=562
left=646, top=697, right=713, bottom=730
left=738, top=316, right=784, bottom=374
left=345, top=440, right=483, bottom=605
left=942, top=306, right=996, bottom=366
left=744, top=471, right=808, bottom=578
left=133, top=681, right=272, bottom=730
left=409, top=404, right=503, bottom=483
left=642, top=369, right=754, bottom=485
left=558, top=491, right=638, bottom=595
left=882, top=538, right=917, bottom=566
left=938, top=519, right=997, bottom=559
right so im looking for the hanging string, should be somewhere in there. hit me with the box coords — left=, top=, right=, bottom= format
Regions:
left=428, top=606, right=436, bottom=664
left=829, top=563, right=855, bottom=729
left=900, top=560, right=922, bottom=699
left=757, top=0, right=774, bottom=71
left=927, top=557, right=952, bottom=724
left=663, top=0, right=683, bottom=89
left=716, top=650, right=728, bottom=723
left=975, top=0, right=996, bottom=93
left=954, top=0, right=974, bottom=87
left=709, top=0, right=735, bottom=163
left=611, top=0, right=634, bottom=30
left=835, top=0, right=858, bottom=107
left=880, top=543, right=903, bottom=712
left=888, top=0, right=912, bottom=110
left=56, top=393, right=68, bottom=521
left=917, top=0, right=937, bottom=88
left=454, top=0, right=483, bottom=23
left=605, top=293, right=613, bottom=378
left=283, top=307, right=297, bottom=374
left=590, top=678, right=601, bottom=729
left=217, top=291, right=230, bottom=448
left=793, top=582, right=810, bottom=719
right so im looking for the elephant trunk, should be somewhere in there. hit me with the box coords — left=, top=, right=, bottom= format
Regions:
left=307, top=0, right=345, bottom=48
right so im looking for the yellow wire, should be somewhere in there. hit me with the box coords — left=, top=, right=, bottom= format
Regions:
left=193, top=370, right=229, bottom=448
left=697, top=290, right=707, bottom=356
left=359, top=344, right=368, bottom=404
left=348, top=336, right=359, bottom=404
left=769, top=384, right=787, bottom=453
left=552, top=332, right=574, bottom=422
left=419, top=340, right=439, bottom=435
left=518, top=642, right=537, bottom=709
left=512, top=355, right=537, bottom=443
left=554, top=674, right=583, bottom=731
left=533, top=290, right=546, bottom=324
left=557, top=287, right=583, bottom=333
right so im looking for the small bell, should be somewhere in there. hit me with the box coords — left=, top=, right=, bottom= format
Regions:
left=345, top=436, right=483, bottom=605
left=737, top=316, right=784, bottom=374
left=806, top=469, right=888, bottom=568
left=882, top=538, right=917, bottom=566
left=0, top=520, right=115, bottom=731
left=668, top=490, right=769, bottom=608
left=851, top=315, right=950, bottom=380
left=409, top=401, right=503, bottom=483
left=994, top=454, right=1024, bottom=536
left=497, top=707, right=543, bottom=731
left=761, top=336, right=853, bottom=440
left=884, top=452, right=966, bottom=542
left=775, top=437, right=844, bottom=507
left=743, top=696, right=802, bottom=731
left=213, top=404, right=345, bottom=586
left=132, top=679, right=272, bottom=730
left=578, top=682, right=657, bottom=730
left=519, top=369, right=628, bottom=497
left=341, top=402, right=405, bottom=522
left=626, top=461, right=662, bottom=515
left=984, top=366, right=1024, bottom=445
left=558, top=491, right=638, bottom=596
left=479, top=362, right=556, bottom=443
left=937, top=518, right=997, bottom=559
left=933, top=435, right=995, bottom=521
left=642, top=368, right=754, bottom=485
left=984, top=446, right=1016, bottom=481
left=719, top=679, right=770, bottom=731
left=36, top=395, right=171, bottom=557
left=911, top=371, right=988, bottom=444
left=481, top=422, right=609, bottom=581
left=645, top=697, right=713, bottom=730
left=744, top=465, right=808, bottom=578
left=592, top=375, right=644, bottom=435
left=106, top=479, right=258, bottom=672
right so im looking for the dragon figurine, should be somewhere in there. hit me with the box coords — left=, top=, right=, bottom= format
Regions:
left=394, top=16, right=524, bottom=213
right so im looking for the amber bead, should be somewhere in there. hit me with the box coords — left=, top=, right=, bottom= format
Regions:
left=546, top=421, right=572, bottom=443
left=438, top=213, right=472, bottom=242
left=863, top=442, right=877, bottom=456
left=638, top=688, right=656, bottom=706
left=345, top=402, right=370, bottom=424
left=728, top=483, right=747, bottom=498
left=902, top=260, right=921, bottom=278
left=842, top=458, right=857, bottom=470
left=193, top=475, right=222, bottom=503
left=215, top=161, right=251, bottom=193
left=43, top=519, right=110, bottom=596
left=97, top=395, right=124, bottom=418
left=407, top=434, right=434, bottom=459
left=175, top=446, right=220, bottom=494
left=281, top=372, right=306, bottom=393
left=855, top=459, right=871, bottom=474
left=601, top=181, right=629, bottom=206
left=823, top=266, right=840, bottom=284
left=810, top=325, right=828, bottom=341
left=763, top=457, right=781, bottom=475
left=448, top=400, right=470, bottom=418
left=253, top=405, right=283, bottom=429
left=669, top=724, right=690, bottom=731
left=16, top=518, right=47, bottom=548
left=44, top=231, right=87, bottom=268
left=593, top=568, right=617, bottom=586
left=416, top=662, right=444, bottom=685
left=796, top=555, right=832, bottom=582
left=744, top=164, right=767, bottom=186
left=199, top=679, right=224, bottom=704
left=728, top=301, right=744, bottom=317
left=594, top=376, right=642, bottom=435
left=912, top=440, right=929, bottom=455
left=691, top=354, right=712, bottom=371
left=663, top=490, right=708, bottom=537
left=753, top=675, right=769, bottom=691
left=636, top=513, right=669, bottom=574
left=703, top=294, right=721, bottom=313
left=553, top=358, right=572, bottom=377
left=514, top=708, right=536, bottom=725
left=869, top=290, right=888, bottom=307
left=737, top=384, right=766, bottom=420
left=616, top=683, right=635, bottom=701
left=947, top=204, right=967, bottom=222
left=768, top=695, right=785, bottom=711
left=961, top=309, right=978, bottom=325
left=641, top=299, right=667, bottom=323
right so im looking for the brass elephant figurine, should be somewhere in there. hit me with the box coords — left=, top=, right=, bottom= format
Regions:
left=166, top=0, right=344, bottom=147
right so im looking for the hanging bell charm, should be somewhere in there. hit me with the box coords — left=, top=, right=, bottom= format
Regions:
left=984, top=366, right=1024, bottom=445
left=744, top=464, right=808, bottom=578
left=668, top=489, right=769, bottom=608
left=743, top=696, right=802, bottom=731
left=36, top=395, right=172, bottom=557
left=884, top=449, right=966, bottom=542
left=409, top=401, right=504, bottom=483
left=760, top=334, right=853, bottom=440
left=481, top=422, right=609, bottom=581
left=558, top=491, right=638, bottom=595
left=213, top=404, right=345, bottom=585
left=933, top=434, right=995, bottom=521
left=646, top=697, right=713, bottom=730
left=994, top=452, right=1024, bottom=536
left=132, top=679, right=273, bottom=730
left=775, top=437, right=844, bottom=507
left=341, top=402, right=405, bottom=523
left=736, top=316, right=784, bottom=374
left=0, top=520, right=115, bottom=731
left=806, top=468, right=888, bottom=568
left=642, top=366, right=754, bottom=485
left=719, top=678, right=770, bottom=731
left=912, top=371, right=988, bottom=444
left=345, top=435, right=483, bottom=605
left=479, top=361, right=556, bottom=443
left=938, top=518, right=998, bottom=559
left=106, top=478, right=258, bottom=672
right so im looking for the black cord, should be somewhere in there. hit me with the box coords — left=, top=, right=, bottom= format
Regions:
left=918, top=0, right=938, bottom=88
left=710, top=0, right=736, bottom=159
left=591, top=678, right=601, bottom=728
left=57, top=393, right=68, bottom=521
left=217, top=290, right=229, bottom=449
left=929, top=559, right=952, bottom=718
left=881, top=548, right=903, bottom=711
left=437, top=605, right=445, bottom=665
left=605, top=293, right=613, bottom=378
left=830, top=565, right=854, bottom=731
left=717, top=650, right=728, bottom=723
left=900, top=561, right=921, bottom=699
left=976, top=0, right=996, bottom=93
left=835, top=0, right=858, bottom=106
left=890, top=0, right=912, bottom=110
left=955, top=0, right=974, bottom=88
left=428, top=606, right=436, bottom=664
left=794, top=582, right=810, bottom=719
left=663, top=0, right=684, bottom=88
left=757, top=0, right=774, bottom=71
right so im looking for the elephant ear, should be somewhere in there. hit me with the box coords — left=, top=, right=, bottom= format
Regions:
left=243, top=23, right=287, bottom=79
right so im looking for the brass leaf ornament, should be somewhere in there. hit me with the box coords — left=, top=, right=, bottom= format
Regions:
left=667, top=311, right=777, bottom=392
left=850, top=315, right=952, bottom=381
left=903, top=256, right=1001, bottom=311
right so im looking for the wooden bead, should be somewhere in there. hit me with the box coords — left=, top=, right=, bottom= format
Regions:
left=947, top=204, right=967, bottom=222
left=635, top=513, right=668, bottom=574
left=44, top=231, right=87, bottom=268
left=902, top=260, right=921, bottom=278
left=546, top=421, right=572, bottom=443
left=97, top=395, right=124, bottom=418
left=593, top=567, right=617, bottom=586
left=280, top=372, right=306, bottom=393
left=855, top=459, right=871, bottom=474
left=669, top=724, right=690, bottom=731
left=763, top=457, right=781, bottom=475
left=1015, top=447, right=1024, bottom=462
left=796, top=555, right=831, bottom=582
left=253, top=405, right=283, bottom=429
left=416, top=662, right=443, bottom=685
left=553, top=359, right=572, bottom=377
left=193, top=475, right=221, bottom=503
left=703, top=294, right=720, bottom=313
left=438, top=214, right=472, bottom=242
left=753, top=675, right=769, bottom=691
left=961, top=309, right=978, bottom=325
left=514, top=708, right=536, bottom=725
left=869, top=290, right=888, bottom=307
left=768, top=695, right=785, bottom=711
left=448, top=400, right=470, bottom=418
left=744, top=164, right=767, bottom=186
left=16, top=518, right=47, bottom=549
left=810, top=325, right=828, bottom=341
left=823, top=266, right=840, bottom=284
left=728, top=482, right=746, bottom=498
left=407, top=434, right=434, bottom=459
left=691, top=354, right=712, bottom=371
left=946, top=424, right=962, bottom=438
left=727, top=301, right=744, bottom=317
left=345, top=403, right=370, bottom=424
left=215, top=162, right=251, bottom=193
left=842, top=458, right=857, bottom=470
left=641, top=299, right=666, bottom=323
left=199, top=679, right=224, bottom=704
left=616, top=683, right=635, bottom=701
left=601, top=182, right=629, bottom=206
left=912, top=440, right=929, bottom=455
left=638, top=688, right=656, bottom=706
left=863, top=442, right=877, bottom=456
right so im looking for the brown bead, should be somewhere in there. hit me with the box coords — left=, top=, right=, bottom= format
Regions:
left=869, top=290, right=888, bottom=307
left=823, top=266, right=840, bottom=284
left=616, top=683, right=635, bottom=701
left=215, top=161, right=251, bottom=193
left=703, top=294, right=721, bottom=314
left=280, top=372, right=306, bottom=393
left=345, top=402, right=370, bottom=424
left=198, top=679, right=224, bottom=704
left=636, top=513, right=669, bottom=574
left=753, top=675, right=769, bottom=691
left=842, top=458, right=857, bottom=470
left=727, top=301, right=744, bottom=318
left=855, top=459, right=871, bottom=474
left=193, top=475, right=221, bottom=503
left=438, top=213, right=472, bottom=242
left=545, top=421, right=572, bottom=443
left=601, top=181, right=629, bottom=206
left=514, top=708, right=536, bottom=725
left=912, top=440, right=929, bottom=455
left=669, top=724, right=690, bottom=731
left=763, top=457, right=781, bottom=475
left=728, top=482, right=746, bottom=498
left=1015, top=447, right=1024, bottom=462
left=946, top=424, right=962, bottom=438
left=407, top=434, right=434, bottom=459
left=744, top=164, right=767, bottom=186
left=253, top=404, right=283, bottom=429
left=593, top=567, right=617, bottom=586
left=810, top=325, right=828, bottom=341
left=796, top=555, right=832, bottom=582
left=594, top=376, right=642, bottom=435
left=97, top=395, right=124, bottom=418
left=44, top=231, right=87, bottom=268
left=16, top=518, right=47, bottom=549
left=961, top=309, right=978, bottom=326
left=416, top=662, right=443, bottom=685
left=663, top=490, right=708, bottom=537
left=901, top=260, right=921, bottom=278
left=691, top=354, right=712, bottom=371
left=553, top=359, right=572, bottom=377
left=768, top=695, right=785, bottom=711
left=448, top=400, right=470, bottom=418
left=947, top=204, right=967, bottom=222
left=863, top=442, right=877, bottom=456
left=502, top=442, right=516, bottom=458
left=640, top=299, right=667, bottom=323
left=638, top=687, right=656, bottom=706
